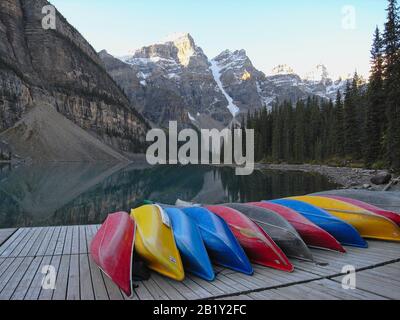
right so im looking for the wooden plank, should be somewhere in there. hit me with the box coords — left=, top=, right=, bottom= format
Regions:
left=164, top=278, right=200, bottom=300
left=217, top=274, right=249, bottom=293
left=26, top=228, right=48, bottom=257
left=79, top=254, right=94, bottom=300
left=44, top=227, right=62, bottom=256
left=181, top=277, right=212, bottom=299
left=9, top=229, right=37, bottom=258
left=304, top=279, right=387, bottom=300
left=247, top=290, right=286, bottom=300
left=134, top=281, right=156, bottom=301
left=219, top=294, right=253, bottom=301
left=11, top=256, right=42, bottom=300
left=24, top=256, right=52, bottom=300
left=0, top=257, right=34, bottom=300
left=79, top=226, right=87, bottom=254
left=0, top=229, right=23, bottom=255
left=52, top=255, right=70, bottom=300
left=0, top=257, right=6, bottom=270
left=66, top=254, right=80, bottom=300
left=0, top=229, right=29, bottom=257
left=54, top=227, right=67, bottom=256
left=0, top=258, right=24, bottom=297
left=88, top=255, right=109, bottom=300
left=62, top=227, right=73, bottom=255
left=273, top=283, right=340, bottom=300
left=189, top=276, right=225, bottom=297
left=151, top=274, right=185, bottom=300
left=70, top=226, right=80, bottom=255
left=0, top=229, right=17, bottom=246
left=85, top=225, right=96, bottom=252
left=38, top=255, right=61, bottom=300
left=141, top=276, right=170, bottom=300
left=333, top=272, right=400, bottom=300
left=36, top=227, right=56, bottom=257
left=19, top=228, right=43, bottom=257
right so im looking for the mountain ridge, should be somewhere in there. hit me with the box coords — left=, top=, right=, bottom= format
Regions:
left=101, top=33, right=349, bottom=129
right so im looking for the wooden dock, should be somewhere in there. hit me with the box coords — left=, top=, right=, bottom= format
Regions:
left=0, top=225, right=399, bottom=300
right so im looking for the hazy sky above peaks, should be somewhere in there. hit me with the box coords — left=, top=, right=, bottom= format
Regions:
left=51, top=0, right=387, bottom=79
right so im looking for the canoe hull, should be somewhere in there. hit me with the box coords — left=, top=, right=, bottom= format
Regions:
left=290, top=196, right=400, bottom=242
left=90, top=212, right=135, bottom=297
left=182, top=207, right=254, bottom=275
left=249, top=202, right=345, bottom=253
left=131, top=205, right=185, bottom=281
left=165, top=207, right=215, bottom=281
left=271, top=199, right=368, bottom=248
left=319, top=195, right=400, bottom=227
left=206, top=205, right=294, bottom=272
left=225, top=203, right=314, bottom=262
left=311, top=190, right=400, bottom=213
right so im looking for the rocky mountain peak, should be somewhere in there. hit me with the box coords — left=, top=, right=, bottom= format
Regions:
left=213, top=49, right=250, bottom=68
left=125, top=32, right=204, bottom=68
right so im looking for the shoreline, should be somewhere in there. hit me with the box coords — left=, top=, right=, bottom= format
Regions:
left=255, top=163, right=399, bottom=191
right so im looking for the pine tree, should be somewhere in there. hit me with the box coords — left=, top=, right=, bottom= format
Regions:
left=294, top=101, right=306, bottom=163
left=383, top=0, right=400, bottom=170
left=343, top=78, right=360, bottom=159
left=334, top=91, right=345, bottom=157
left=365, top=27, right=385, bottom=167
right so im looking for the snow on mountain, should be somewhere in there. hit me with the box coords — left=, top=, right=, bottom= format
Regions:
left=101, top=33, right=351, bottom=130
left=210, top=59, right=240, bottom=117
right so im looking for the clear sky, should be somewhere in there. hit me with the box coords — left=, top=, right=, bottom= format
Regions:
left=50, top=0, right=388, bottom=80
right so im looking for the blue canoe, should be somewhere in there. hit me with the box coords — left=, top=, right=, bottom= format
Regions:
left=182, top=207, right=254, bottom=275
left=270, top=199, right=368, bottom=248
left=164, top=208, right=215, bottom=281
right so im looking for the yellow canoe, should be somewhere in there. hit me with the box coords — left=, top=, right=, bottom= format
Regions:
left=290, top=196, right=400, bottom=242
left=131, top=204, right=185, bottom=281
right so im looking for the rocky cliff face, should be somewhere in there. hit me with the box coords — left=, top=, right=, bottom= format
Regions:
left=101, top=34, right=348, bottom=129
left=0, top=0, right=149, bottom=160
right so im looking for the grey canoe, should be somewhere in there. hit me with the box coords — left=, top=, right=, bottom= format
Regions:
left=312, top=190, right=400, bottom=214
left=224, top=203, right=314, bottom=262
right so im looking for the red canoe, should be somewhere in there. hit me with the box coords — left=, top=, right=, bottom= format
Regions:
left=248, top=202, right=346, bottom=253
left=321, top=195, right=400, bottom=227
left=206, top=205, right=294, bottom=272
left=90, top=212, right=136, bottom=297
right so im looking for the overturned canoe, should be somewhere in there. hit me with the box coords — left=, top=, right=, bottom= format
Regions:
left=182, top=207, right=254, bottom=275
left=290, top=196, right=400, bottom=242
left=319, top=195, right=400, bottom=227
left=90, top=212, right=135, bottom=297
left=225, top=203, right=314, bottom=262
left=311, top=190, right=400, bottom=214
left=164, top=207, right=215, bottom=281
left=249, top=202, right=345, bottom=253
left=131, top=205, right=185, bottom=281
left=271, top=199, right=368, bottom=248
left=206, top=205, right=294, bottom=272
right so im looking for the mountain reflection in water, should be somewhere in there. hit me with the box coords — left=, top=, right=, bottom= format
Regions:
left=0, top=163, right=338, bottom=228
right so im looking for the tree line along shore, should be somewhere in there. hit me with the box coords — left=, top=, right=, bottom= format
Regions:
left=246, top=0, right=400, bottom=174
